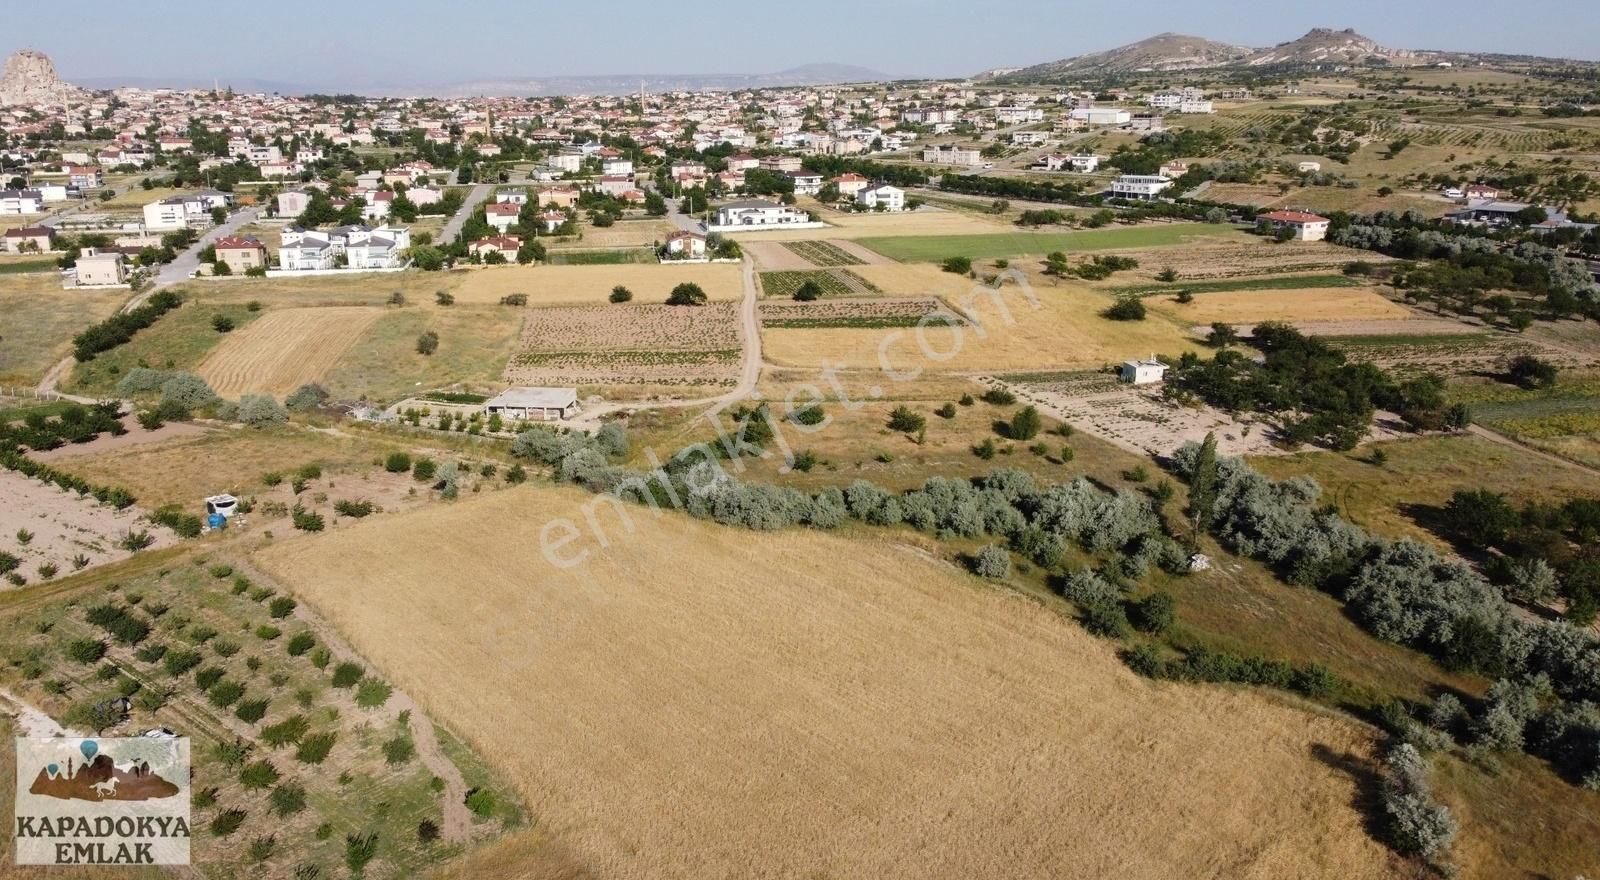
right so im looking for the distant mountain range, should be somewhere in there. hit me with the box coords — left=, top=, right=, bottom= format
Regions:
left=990, top=27, right=1583, bottom=81
left=71, top=63, right=893, bottom=97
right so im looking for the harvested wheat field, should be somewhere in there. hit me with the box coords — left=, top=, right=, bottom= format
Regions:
left=198, top=306, right=381, bottom=396
left=1145, top=288, right=1416, bottom=325
left=256, top=485, right=1399, bottom=880
left=729, top=207, right=1009, bottom=242
left=451, top=263, right=742, bottom=305
left=764, top=275, right=1193, bottom=373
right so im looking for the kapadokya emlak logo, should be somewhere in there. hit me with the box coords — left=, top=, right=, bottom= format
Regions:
left=14, top=737, right=191, bottom=866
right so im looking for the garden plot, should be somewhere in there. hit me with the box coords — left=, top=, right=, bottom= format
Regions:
left=506, top=303, right=742, bottom=389
left=1105, top=239, right=1392, bottom=282
left=0, top=470, right=175, bottom=583
left=758, top=298, right=955, bottom=329
left=781, top=240, right=865, bottom=267
left=1328, top=333, right=1556, bottom=378
left=758, top=269, right=880, bottom=298
left=198, top=306, right=382, bottom=397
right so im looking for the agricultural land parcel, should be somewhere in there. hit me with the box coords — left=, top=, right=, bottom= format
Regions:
left=506, top=303, right=741, bottom=389
left=199, top=307, right=382, bottom=397
left=256, top=484, right=1399, bottom=880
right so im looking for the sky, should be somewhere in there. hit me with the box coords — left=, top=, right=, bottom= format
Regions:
left=6, top=0, right=1598, bottom=90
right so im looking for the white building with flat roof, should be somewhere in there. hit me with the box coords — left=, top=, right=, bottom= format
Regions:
left=1110, top=175, right=1174, bottom=201
left=1120, top=356, right=1168, bottom=385
left=483, top=387, right=579, bottom=422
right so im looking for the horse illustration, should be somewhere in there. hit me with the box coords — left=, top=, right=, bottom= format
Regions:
left=91, top=778, right=118, bottom=798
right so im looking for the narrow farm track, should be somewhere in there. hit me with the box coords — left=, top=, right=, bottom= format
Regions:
left=1467, top=424, right=1600, bottom=480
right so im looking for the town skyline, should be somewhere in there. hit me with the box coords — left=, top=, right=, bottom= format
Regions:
left=4, top=0, right=1599, bottom=95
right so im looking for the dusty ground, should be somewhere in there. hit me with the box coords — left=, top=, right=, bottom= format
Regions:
left=450, top=263, right=743, bottom=306
left=1147, top=288, right=1416, bottom=325
left=0, top=470, right=175, bottom=583
left=31, top=415, right=209, bottom=462
left=257, top=484, right=1401, bottom=880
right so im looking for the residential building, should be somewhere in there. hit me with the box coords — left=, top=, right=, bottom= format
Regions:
left=75, top=248, right=127, bottom=286
left=1259, top=210, right=1331, bottom=242
left=785, top=171, right=823, bottom=196
left=3, top=226, right=53, bottom=253
left=832, top=173, right=870, bottom=198
left=1067, top=154, right=1100, bottom=173
left=602, top=158, right=634, bottom=176
left=1120, top=356, right=1168, bottom=385
left=214, top=236, right=268, bottom=273
left=495, top=189, right=529, bottom=205
left=757, top=155, right=802, bottom=173
left=857, top=184, right=905, bottom=212
left=277, top=190, right=310, bottom=218
left=483, top=387, right=579, bottom=421
left=66, top=165, right=103, bottom=190
left=485, top=202, right=521, bottom=232
left=597, top=175, right=635, bottom=196
left=995, top=106, right=1045, bottom=125
left=1069, top=107, right=1131, bottom=126
left=469, top=236, right=521, bottom=259
left=921, top=144, right=983, bottom=166
left=1011, top=130, right=1050, bottom=146
left=1157, top=161, right=1189, bottom=179
left=0, top=189, right=44, bottom=215
left=663, top=230, right=707, bottom=258
left=1109, top=175, right=1174, bottom=201
left=714, top=199, right=813, bottom=228
left=537, top=187, right=579, bottom=209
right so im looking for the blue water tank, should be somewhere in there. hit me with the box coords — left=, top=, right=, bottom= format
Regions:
left=207, top=513, right=226, bottom=530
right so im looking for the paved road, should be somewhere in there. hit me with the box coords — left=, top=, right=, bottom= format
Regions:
left=438, top=183, right=493, bottom=244
left=155, top=207, right=260, bottom=288
left=663, top=190, right=708, bottom=235
left=35, top=207, right=260, bottom=401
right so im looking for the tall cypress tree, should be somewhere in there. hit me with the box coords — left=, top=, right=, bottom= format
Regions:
left=1187, top=431, right=1219, bottom=549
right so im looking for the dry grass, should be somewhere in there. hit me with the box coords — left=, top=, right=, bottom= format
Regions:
left=255, top=484, right=1400, bottom=880
left=1145, top=288, right=1417, bottom=325
left=546, top=218, right=672, bottom=249
left=0, top=277, right=125, bottom=387
left=728, top=206, right=1010, bottom=242
left=198, top=306, right=382, bottom=396
left=450, top=264, right=742, bottom=305
left=762, top=270, right=1193, bottom=374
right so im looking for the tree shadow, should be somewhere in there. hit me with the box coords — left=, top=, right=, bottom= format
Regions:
left=1309, top=742, right=1388, bottom=844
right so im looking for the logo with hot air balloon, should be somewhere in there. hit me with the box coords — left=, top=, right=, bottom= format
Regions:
left=14, top=737, right=191, bottom=866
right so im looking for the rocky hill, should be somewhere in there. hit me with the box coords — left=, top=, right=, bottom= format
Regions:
left=1243, top=28, right=1423, bottom=68
left=995, top=27, right=1444, bottom=81
left=0, top=49, right=86, bottom=106
left=1007, top=33, right=1253, bottom=78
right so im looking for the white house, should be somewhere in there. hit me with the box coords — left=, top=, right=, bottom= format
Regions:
left=785, top=171, right=823, bottom=196
left=857, top=184, right=905, bottom=212
left=602, top=158, right=634, bottom=176
left=142, top=195, right=214, bottom=230
left=921, top=144, right=983, bottom=167
left=1110, top=175, right=1174, bottom=201
left=1070, top=107, right=1131, bottom=126
left=1067, top=154, right=1100, bottom=173
left=1011, top=130, right=1050, bottom=146
left=713, top=199, right=815, bottom=229
left=485, top=202, right=521, bottom=232
left=1120, top=356, right=1168, bottom=385
left=0, top=189, right=44, bottom=215
left=483, top=387, right=579, bottom=422
left=278, top=235, right=336, bottom=270
left=278, top=224, right=410, bottom=270
left=345, top=226, right=411, bottom=268
left=495, top=189, right=529, bottom=205
left=1259, top=210, right=1331, bottom=242
left=995, top=106, right=1045, bottom=125
left=832, top=173, right=870, bottom=198
left=663, top=230, right=707, bottom=258
left=75, top=248, right=127, bottom=286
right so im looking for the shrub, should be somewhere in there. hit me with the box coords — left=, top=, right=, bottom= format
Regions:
left=665, top=282, right=708, bottom=306
left=209, top=808, right=247, bottom=837
left=792, top=280, right=823, bottom=301
left=65, top=638, right=107, bottom=664
left=980, top=388, right=1015, bottom=406
left=211, top=314, right=235, bottom=333
left=158, top=372, right=220, bottom=411
left=1381, top=744, right=1458, bottom=862
left=412, top=458, right=437, bottom=482
left=289, top=506, right=323, bottom=532
left=345, top=832, right=379, bottom=874
left=355, top=677, right=393, bottom=709
left=255, top=625, right=282, bottom=641
left=434, top=291, right=455, bottom=306
left=268, top=597, right=297, bottom=619
left=330, top=662, right=363, bottom=688
left=1081, top=601, right=1130, bottom=638
left=295, top=731, right=336, bottom=765
left=284, top=384, right=329, bottom=412
left=382, top=734, right=415, bottom=765
left=1103, top=298, right=1147, bottom=321
left=239, top=759, right=280, bottom=790
left=208, top=680, right=246, bottom=708
left=1009, top=406, right=1042, bottom=440
left=270, top=783, right=307, bottom=817
left=333, top=499, right=375, bottom=518
left=163, top=649, right=202, bottom=676
left=464, top=788, right=497, bottom=819
left=286, top=632, right=316, bottom=657
left=1507, top=354, right=1557, bottom=389
left=941, top=256, right=972, bottom=274
left=1130, top=592, right=1176, bottom=634
left=887, top=406, right=925, bottom=433
left=194, top=666, right=225, bottom=690
left=261, top=715, right=310, bottom=748
left=384, top=451, right=412, bottom=473
left=237, top=394, right=286, bottom=427
left=609, top=285, right=633, bottom=303
left=416, top=331, right=440, bottom=355
left=418, top=819, right=440, bottom=844
left=499, top=292, right=527, bottom=306
left=972, top=545, right=1011, bottom=579
left=235, top=698, right=270, bottom=724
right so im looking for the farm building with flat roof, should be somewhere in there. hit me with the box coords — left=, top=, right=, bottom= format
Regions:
left=484, top=387, right=580, bottom=422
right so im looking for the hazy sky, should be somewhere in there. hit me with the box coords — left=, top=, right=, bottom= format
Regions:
left=7, top=0, right=1597, bottom=89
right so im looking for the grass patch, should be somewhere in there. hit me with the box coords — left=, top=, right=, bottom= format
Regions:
left=855, top=223, right=1240, bottom=263
left=0, top=259, right=57, bottom=275
left=545, top=249, right=653, bottom=265
left=65, top=299, right=264, bottom=396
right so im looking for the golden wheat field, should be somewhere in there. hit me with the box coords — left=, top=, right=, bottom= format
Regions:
left=450, top=264, right=743, bottom=305
left=197, top=306, right=381, bottom=397
left=763, top=275, right=1194, bottom=373
left=1144, top=288, right=1418, bottom=325
left=255, top=485, right=1400, bottom=880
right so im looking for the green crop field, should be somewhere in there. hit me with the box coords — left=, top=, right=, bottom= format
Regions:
left=855, top=223, right=1241, bottom=263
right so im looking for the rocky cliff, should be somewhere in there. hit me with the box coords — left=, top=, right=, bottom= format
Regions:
left=0, top=49, right=85, bottom=106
